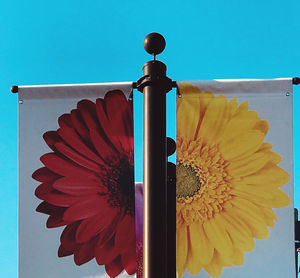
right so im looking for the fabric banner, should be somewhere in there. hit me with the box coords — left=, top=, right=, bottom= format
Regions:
left=176, top=79, right=294, bottom=278
left=18, top=82, right=142, bottom=278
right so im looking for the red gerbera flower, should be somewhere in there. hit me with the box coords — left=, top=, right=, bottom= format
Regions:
left=33, top=90, right=136, bottom=277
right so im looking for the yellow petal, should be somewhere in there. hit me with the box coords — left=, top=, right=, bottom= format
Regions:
left=230, top=198, right=270, bottom=239
left=234, top=100, right=248, bottom=114
left=203, top=214, right=233, bottom=257
left=228, top=152, right=270, bottom=177
left=219, top=110, right=259, bottom=143
left=269, top=189, right=291, bottom=208
left=198, top=95, right=231, bottom=144
left=188, top=222, right=214, bottom=267
left=232, top=184, right=290, bottom=209
left=228, top=97, right=238, bottom=117
left=242, top=162, right=290, bottom=188
left=176, top=269, right=184, bottom=278
left=254, top=120, right=269, bottom=135
left=268, top=151, right=282, bottom=164
left=204, top=251, right=223, bottom=278
left=222, top=212, right=255, bottom=252
left=257, top=142, right=273, bottom=152
left=216, top=250, right=233, bottom=267
left=179, top=82, right=202, bottom=96
left=200, top=90, right=214, bottom=107
left=232, top=248, right=244, bottom=266
left=260, top=207, right=278, bottom=227
left=232, top=185, right=275, bottom=206
left=194, top=91, right=215, bottom=139
left=177, top=97, right=200, bottom=139
left=177, top=224, right=188, bottom=274
left=219, top=130, right=265, bottom=160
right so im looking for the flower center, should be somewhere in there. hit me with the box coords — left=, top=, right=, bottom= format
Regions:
left=176, top=137, right=233, bottom=225
left=176, top=163, right=200, bottom=198
left=117, top=164, right=134, bottom=199
left=105, top=155, right=135, bottom=216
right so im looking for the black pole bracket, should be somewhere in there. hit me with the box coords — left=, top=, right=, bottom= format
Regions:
left=136, top=67, right=174, bottom=94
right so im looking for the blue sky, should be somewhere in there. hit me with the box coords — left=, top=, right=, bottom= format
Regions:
left=1, top=0, right=300, bottom=277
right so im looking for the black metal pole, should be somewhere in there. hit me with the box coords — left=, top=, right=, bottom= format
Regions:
left=137, top=33, right=174, bottom=278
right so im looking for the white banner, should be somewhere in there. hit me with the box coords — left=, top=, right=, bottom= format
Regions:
left=176, top=79, right=294, bottom=278
left=19, top=82, right=138, bottom=278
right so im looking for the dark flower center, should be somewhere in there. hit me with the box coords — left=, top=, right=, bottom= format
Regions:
left=106, top=155, right=135, bottom=216
left=117, top=164, right=135, bottom=199
left=176, top=163, right=201, bottom=198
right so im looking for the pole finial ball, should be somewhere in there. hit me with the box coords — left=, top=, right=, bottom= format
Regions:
left=143, top=33, right=166, bottom=56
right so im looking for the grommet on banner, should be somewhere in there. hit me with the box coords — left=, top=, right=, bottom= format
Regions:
left=128, top=89, right=133, bottom=101
left=176, top=83, right=182, bottom=98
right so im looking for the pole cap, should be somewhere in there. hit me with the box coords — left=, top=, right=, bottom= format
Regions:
left=143, top=33, right=166, bottom=57
left=11, top=85, right=18, bottom=93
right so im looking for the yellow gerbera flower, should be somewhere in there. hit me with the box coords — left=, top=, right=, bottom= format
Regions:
left=176, top=82, right=291, bottom=277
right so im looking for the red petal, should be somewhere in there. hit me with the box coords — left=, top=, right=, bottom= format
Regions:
left=105, top=256, right=124, bottom=278
left=36, top=201, right=62, bottom=215
left=121, top=136, right=134, bottom=153
left=115, top=215, right=135, bottom=253
left=122, top=238, right=137, bottom=275
left=77, top=100, right=98, bottom=129
left=97, top=214, right=122, bottom=247
left=59, top=223, right=81, bottom=257
left=58, top=126, right=104, bottom=165
left=95, top=237, right=119, bottom=265
left=36, top=202, right=68, bottom=229
left=60, top=222, right=79, bottom=243
left=58, top=244, right=76, bottom=257
left=78, top=98, right=121, bottom=157
left=95, top=98, right=123, bottom=153
left=40, top=153, right=97, bottom=179
left=53, top=177, right=104, bottom=196
left=105, top=91, right=132, bottom=134
left=35, top=181, right=54, bottom=199
left=70, top=109, right=90, bottom=143
left=32, top=167, right=61, bottom=182
left=54, top=142, right=103, bottom=173
left=89, top=128, right=117, bottom=161
left=105, top=92, right=133, bottom=151
left=36, top=201, right=68, bottom=228
left=43, top=131, right=62, bottom=152
left=76, top=207, right=118, bottom=243
left=46, top=214, right=69, bottom=228
left=63, top=195, right=105, bottom=222
left=74, top=237, right=97, bottom=265
left=43, top=192, right=83, bottom=207
left=58, top=114, right=72, bottom=128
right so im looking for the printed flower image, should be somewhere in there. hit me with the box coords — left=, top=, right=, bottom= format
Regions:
left=176, top=83, right=291, bottom=277
left=33, top=90, right=138, bottom=278
left=135, top=183, right=143, bottom=278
